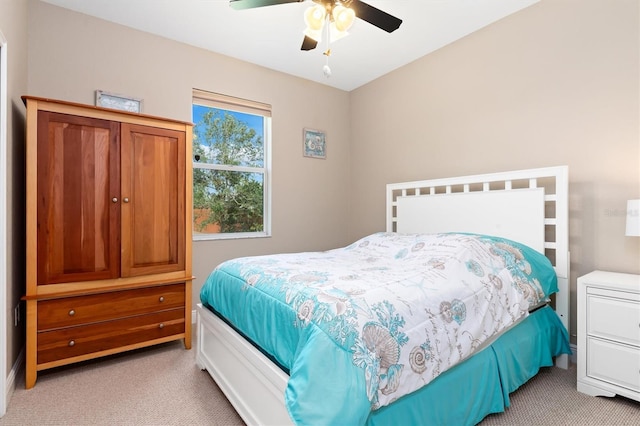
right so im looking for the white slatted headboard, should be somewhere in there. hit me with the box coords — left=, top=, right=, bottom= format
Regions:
left=386, top=166, right=569, bottom=366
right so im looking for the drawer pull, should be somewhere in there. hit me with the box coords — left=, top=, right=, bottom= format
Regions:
left=159, top=296, right=165, bottom=303
left=68, top=309, right=75, bottom=317
left=68, top=340, right=75, bottom=347
left=158, top=323, right=165, bottom=329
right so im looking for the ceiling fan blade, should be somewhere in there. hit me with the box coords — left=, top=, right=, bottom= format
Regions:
left=301, top=35, right=318, bottom=51
left=230, top=0, right=303, bottom=10
left=347, top=0, right=402, bottom=33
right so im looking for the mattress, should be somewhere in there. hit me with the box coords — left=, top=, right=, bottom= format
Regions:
left=200, top=232, right=568, bottom=425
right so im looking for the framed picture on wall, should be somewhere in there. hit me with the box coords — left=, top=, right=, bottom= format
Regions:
left=96, top=90, right=143, bottom=113
left=303, top=128, right=326, bottom=159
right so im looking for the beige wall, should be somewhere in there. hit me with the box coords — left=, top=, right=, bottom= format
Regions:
left=26, top=0, right=352, bottom=311
left=349, top=0, right=640, bottom=343
left=1, top=0, right=28, bottom=383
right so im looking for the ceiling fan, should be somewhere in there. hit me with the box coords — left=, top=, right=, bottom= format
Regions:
left=229, top=0, right=403, bottom=51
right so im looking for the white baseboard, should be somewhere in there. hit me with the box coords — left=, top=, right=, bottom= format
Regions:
left=4, top=347, right=24, bottom=413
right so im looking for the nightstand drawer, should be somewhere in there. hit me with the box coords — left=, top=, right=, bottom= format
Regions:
left=587, top=337, right=640, bottom=392
left=38, top=283, right=185, bottom=331
left=587, top=294, right=640, bottom=346
left=37, top=308, right=185, bottom=364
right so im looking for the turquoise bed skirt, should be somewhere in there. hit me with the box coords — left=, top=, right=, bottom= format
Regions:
left=366, top=305, right=570, bottom=425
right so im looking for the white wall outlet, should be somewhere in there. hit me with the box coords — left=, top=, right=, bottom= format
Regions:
left=14, top=303, right=20, bottom=326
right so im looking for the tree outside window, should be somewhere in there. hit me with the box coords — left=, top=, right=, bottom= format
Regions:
left=192, top=91, right=271, bottom=240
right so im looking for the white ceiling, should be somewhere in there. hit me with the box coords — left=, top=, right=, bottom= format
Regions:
left=41, top=0, right=539, bottom=91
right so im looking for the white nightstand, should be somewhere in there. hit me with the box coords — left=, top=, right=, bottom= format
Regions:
left=577, top=271, right=640, bottom=402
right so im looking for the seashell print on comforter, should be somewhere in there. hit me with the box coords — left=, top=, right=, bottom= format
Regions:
left=200, top=232, right=558, bottom=425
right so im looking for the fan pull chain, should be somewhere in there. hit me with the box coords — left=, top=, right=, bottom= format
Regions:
left=322, top=13, right=331, bottom=78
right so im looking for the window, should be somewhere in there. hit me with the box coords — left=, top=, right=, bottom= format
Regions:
left=192, top=89, right=271, bottom=240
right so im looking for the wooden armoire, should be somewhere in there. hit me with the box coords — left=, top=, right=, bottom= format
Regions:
left=23, top=96, right=193, bottom=388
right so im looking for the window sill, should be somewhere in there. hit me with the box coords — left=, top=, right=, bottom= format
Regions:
left=193, top=232, right=271, bottom=242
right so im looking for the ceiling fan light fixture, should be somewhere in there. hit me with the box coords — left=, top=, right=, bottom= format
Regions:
left=332, top=5, right=355, bottom=32
left=304, top=4, right=326, bottom=32
left=304, top=27, right=323, bottom=42
left=328, top=22, right=349, bottom=42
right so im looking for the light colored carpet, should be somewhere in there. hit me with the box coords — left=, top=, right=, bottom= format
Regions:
left=1, top=340, right=244, bottom=426
left=1, top=339, right=638, bottom=425
left=481, top=364, right=639, bottom=425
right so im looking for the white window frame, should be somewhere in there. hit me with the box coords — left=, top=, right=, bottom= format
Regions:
left=192, top=89, right=272, bottom=241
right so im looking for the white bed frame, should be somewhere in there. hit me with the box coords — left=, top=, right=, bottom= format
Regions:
left=196, top=166, right=570, bottom=426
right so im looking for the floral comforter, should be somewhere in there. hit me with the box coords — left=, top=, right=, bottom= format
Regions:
left=200, top=232, right=558, bottom=425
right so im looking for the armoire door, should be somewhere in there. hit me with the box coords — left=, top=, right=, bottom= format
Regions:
left=120, top=123, right=185, bottom=277
left=36, top=112, right=121, bottom=284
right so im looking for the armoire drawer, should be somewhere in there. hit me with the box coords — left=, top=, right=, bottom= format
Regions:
left=37, top=308, right=185, bottom=365
left=38, top=283, right=185, bottom=331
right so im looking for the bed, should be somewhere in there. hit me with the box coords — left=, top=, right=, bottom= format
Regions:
left=196, top=166, right=571, bottom=425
